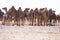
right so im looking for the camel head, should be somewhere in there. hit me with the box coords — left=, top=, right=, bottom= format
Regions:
left=18, top=7, right=22, bottom=12
left=34, top=8, right=38, bottom=13
left=2, top=7, right=7, bottom=13
left=25, top=8, right=30, bottom=11
left=30, top=9, right=34, bottom=13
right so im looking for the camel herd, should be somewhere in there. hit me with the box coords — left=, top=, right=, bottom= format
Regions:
left=0, top=6, right=60, bottom=26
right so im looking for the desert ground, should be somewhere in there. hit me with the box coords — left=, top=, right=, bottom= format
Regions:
left=0, top=26, right=60, bottom=40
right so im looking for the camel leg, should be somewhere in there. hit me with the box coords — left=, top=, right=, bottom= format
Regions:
left=40, top=17, right=42, bottom=26
left=34, top=17, right=36, bottom=26
left=20, top=18, right=22, bottom=26
left=21, top=18, right=25, bottom=26
left=16, top=18, right=19, bottom=26
left=29, top=17, right=32, bottom=25
left=37, top=17, right=40, bottom=26
left=50, top=19, right=52, bottom=26
left=18, top=19, right=20, bottom=26
left=29, top=17, right=33, bottom=26
left=31, top=18, right=34, bottom=26
left=19, top=18, right=20, bottom=26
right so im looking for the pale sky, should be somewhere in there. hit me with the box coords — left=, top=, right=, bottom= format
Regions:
left=0, top=0, right=60, bottom=15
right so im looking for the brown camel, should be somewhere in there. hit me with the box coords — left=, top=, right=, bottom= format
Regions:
left=24, top=8, right=30, bottom=25
left=29, top=9, right=34, bottom=26
left=0, top=9, right=4, bottom=24
left=2, top=7, right=9, bottom=25
left=3, top=6, right=17, bottom=25
left=56, top=15, right=60, bottom=26
left=17, top=7, right=25, bottom=26
left=34, top=8, right=39, bottom=26
left=37, top=9, right=43, bottom=26
left=48, top=9, right=56, bottom=26
left=39, top=8, right=49, bottom=26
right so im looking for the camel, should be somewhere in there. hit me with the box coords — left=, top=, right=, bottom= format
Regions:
left=33, top=8, right=39, bottom=26
left=0, top=9, right=4, bottom=24
left=48, top=9, right=56, bottom=26
left=2, top=6, right=17, bottom=26
left=2, top=7, right=9, bottom=25
left=37, top=9, right=43, bottom=26
left=8, top=6, right=17, bottom=25
left=29, top=9, right=35, bottom=26
left=23, top=8, right=30, bottom=25
left=56, top=15, right=60, bottom=26
left=43, top=8, right=49, bottom=26
left=39, top=8, right=49, bottom=26
left=17, top=7, right=25, bottom=26
left=0, top=9, right=4, bottom=21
